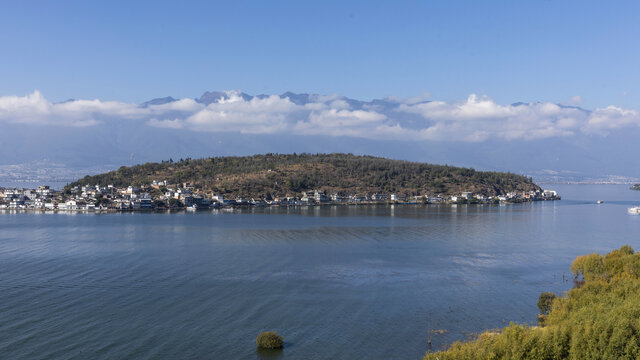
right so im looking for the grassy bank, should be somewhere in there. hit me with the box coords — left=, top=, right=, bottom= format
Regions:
left=425, top=246, right=640, bottom=360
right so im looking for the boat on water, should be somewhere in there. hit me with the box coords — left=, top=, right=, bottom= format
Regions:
left=628, top=207, right=640, bottom=214
left=597, top=200, right=604, bottom=204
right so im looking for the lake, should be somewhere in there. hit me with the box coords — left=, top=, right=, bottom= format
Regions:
left=1, top=184, right=640, bottom=359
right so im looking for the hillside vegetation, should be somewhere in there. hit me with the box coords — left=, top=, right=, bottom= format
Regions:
left=66, top=153, right=539, bottom=198
left=425, top=245, right=640, bottom=360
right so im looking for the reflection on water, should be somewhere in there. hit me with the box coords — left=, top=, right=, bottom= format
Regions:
left=0, top=185, right=639, bottom=359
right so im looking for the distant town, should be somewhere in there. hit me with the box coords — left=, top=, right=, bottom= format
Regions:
left=0, top=180, right=561, bottom=211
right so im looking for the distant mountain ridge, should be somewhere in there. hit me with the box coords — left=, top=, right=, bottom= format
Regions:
left=2, top=90, right=640, bottom=187
left=139, top=90, right=594, bottom=113
left=138, top=90, right=433, bottom=109
left=139, top=96, right=177, bottom=108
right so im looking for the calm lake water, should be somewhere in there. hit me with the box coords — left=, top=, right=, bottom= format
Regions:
left=1, top=184, right=640, bottom=359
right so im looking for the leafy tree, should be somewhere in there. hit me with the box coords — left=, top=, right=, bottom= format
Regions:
left=168, top=198, right=182, bottom=207
left=425, top=246, right=640, bottom=360
left=571, top=253, right=604, bottom=281
left=94, top=196, right=110, bottom=207
left=537, top=292, right=555, bottom=315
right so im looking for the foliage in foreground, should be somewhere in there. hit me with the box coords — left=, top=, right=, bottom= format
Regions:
left=256, top=331, right=284, bottom=349
left=425, top=245, right=640, bottom=360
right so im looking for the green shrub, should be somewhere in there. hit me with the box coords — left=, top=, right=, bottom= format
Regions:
left=425, top=245, right=640, bottom=360
left=256, top=331, right=284, bottom=349
left=536, top=292, right=555, bottom=315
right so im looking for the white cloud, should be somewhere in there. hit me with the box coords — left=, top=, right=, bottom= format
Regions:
left=397, top=94, right=640, bottom=141
left=401, top=94, right=515, bottom=120
left=184, top=95, right=300, bottom=134
left=569, top=95, right=583, bottom=105
left=2, top=90, right=640, bottom=141
left=146, top=118, right=184, bottom=129
left=149, top=98, right=203, bottom=113
left=0, top=90, right=143, bottom=126
left=295, top=109, right=388, bottom=137
left=583, top=106, right=640, bottom=133
left=328, top=99, right=351, bottom=110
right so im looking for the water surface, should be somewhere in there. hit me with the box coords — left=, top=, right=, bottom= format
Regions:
left=1, top=184, right=639, bottom=359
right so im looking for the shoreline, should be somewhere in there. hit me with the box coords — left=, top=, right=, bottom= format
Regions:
left=0, top=198, right=561, bottom=214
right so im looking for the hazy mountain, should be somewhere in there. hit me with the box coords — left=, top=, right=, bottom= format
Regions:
left=1, top=90, right=639, bottom=186
left=197, top=91, right=252, bottom=104
left=139, top=96, right=177, bottom=108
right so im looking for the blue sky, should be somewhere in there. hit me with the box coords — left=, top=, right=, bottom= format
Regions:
left=1, top=0, right=639, bottom=108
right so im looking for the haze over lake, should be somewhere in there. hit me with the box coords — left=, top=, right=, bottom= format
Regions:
left=1, top=184, right=639, bottom=359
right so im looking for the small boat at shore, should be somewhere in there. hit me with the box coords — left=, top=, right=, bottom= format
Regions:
left=628, top=207, right=640, bottom=214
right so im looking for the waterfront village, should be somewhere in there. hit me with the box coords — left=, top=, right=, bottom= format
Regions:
left=0, top=180, right=561, bottom=211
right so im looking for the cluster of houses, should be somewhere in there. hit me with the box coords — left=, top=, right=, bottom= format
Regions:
left=0, top=185, right=153, bottom=211
left=450, top=189, right=560, bottom=203
left=0, top=181, right=560, bottom=212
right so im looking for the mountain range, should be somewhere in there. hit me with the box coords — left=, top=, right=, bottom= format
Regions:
left=1, top=90, right=639, bottom=186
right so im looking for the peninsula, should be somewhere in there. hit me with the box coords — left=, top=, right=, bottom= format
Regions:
left=1, top=153, right=560, bottom=210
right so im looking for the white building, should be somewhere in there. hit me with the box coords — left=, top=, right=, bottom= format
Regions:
left=64, top=200, right=78, bottom=210
left=461, top=192, right=473, bottom=199
left=314, top=190, right=330, bottom=203
left=371, top=193, right=389, bottom=201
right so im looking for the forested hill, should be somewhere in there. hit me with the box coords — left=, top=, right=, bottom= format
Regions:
left=66, top=153, right=540, bottom=198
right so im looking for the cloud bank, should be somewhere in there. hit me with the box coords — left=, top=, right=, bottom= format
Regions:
left=1, top=90, right=639, bottom=141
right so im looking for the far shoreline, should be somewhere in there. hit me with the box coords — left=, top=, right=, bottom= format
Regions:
left=0, top=199, right=561, bottom=214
